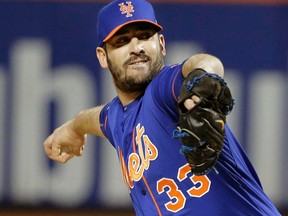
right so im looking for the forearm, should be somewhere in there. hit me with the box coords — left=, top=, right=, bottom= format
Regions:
left=182, top=53, right=224, bottom=78
left=71, top=105, right=106, bottom=138
left=43, top=105, right=105, bottom=163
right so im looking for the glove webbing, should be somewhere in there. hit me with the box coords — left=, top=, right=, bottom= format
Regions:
left=184, top=71, right=235, bottom=115
left=185, top=71, right=227, bottom=92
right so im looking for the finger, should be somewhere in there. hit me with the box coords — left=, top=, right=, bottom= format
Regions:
left=80, top=135, right=87, bottom=156
left=184, top=96, right=201, bottom=110
left=79, top=146, right=84, bottom=156
left=59, top=152, right=74, bottom=163
left=51, top=150, right=74, bottom=163
left=43, top=135, right=53, bottom=156
left=191, top=95, right=201, bottom=104
left=73, top=145, right=84, bottom=157
left=51, top=143, right=61, bottom=159
left=184, top=99, right=196, bottom=110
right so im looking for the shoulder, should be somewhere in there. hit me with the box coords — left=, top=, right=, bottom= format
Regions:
left=151, top=64, right=184, bottom=87
left=99, top=97, right=121, bottom=123
left=157, top=64, right=183, bottom=77
left=144, top=64, right=184, bottom=109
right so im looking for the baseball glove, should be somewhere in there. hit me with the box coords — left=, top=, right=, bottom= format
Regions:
left=173, top=68, right=234, bottom=176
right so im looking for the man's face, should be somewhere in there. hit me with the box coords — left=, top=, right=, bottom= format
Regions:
left=104, top=23, right=166, bottom=93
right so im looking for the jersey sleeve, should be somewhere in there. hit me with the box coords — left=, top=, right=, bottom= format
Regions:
left=150, top=63, right=185, bottom=118
left=99, top=102, right=115, bottom=147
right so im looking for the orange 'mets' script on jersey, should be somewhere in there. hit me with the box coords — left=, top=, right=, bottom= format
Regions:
left=119, top=123, right=158, bottom=190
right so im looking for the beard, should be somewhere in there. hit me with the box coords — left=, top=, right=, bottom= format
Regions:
left=107, top=52, right=164, bottom=93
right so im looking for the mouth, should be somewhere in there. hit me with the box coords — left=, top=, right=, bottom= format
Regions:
left=128, top=59, right=148, bottom=65
left=124, top=54, right=151, bottom=67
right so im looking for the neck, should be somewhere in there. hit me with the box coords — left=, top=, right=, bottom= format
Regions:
left=116, top=88, right=143, bottom=106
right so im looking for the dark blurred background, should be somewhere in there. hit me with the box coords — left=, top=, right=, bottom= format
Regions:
left=0, top=0, right=287, bottom=215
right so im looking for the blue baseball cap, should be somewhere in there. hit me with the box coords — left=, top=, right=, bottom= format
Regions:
left=96, top=0, right=163, bottom=47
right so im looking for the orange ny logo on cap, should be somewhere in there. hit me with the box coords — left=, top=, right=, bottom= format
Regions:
left=119, top=1, right=134, bottom=17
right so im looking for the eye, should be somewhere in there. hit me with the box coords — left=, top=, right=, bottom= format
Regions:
left=114, top=37, right=131, bottom=47
left=137, top=31, right=154, bottom=40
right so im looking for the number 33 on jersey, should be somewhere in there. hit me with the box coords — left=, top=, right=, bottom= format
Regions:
left=118, top=123, right=211, bottom=214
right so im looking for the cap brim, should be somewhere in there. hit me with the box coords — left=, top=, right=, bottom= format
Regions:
left=103, top=20, right=163, bottom=43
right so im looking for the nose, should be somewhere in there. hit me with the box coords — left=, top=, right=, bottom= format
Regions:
left=129, top=37, right=144, bottom=55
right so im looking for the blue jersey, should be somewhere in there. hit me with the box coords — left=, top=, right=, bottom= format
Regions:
left=99, top=64, right=280, bottom=216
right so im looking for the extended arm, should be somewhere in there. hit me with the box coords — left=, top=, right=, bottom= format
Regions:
left=43, top=105, right=105, bottom=163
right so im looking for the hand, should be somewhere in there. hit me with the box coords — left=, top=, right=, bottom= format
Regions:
left=43, top=120, right=87, bottom=163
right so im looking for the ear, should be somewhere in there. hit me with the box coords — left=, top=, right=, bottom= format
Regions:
left=159, top=34, right=166, bottom=56
left=96, top=47, right=108, bottom=68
